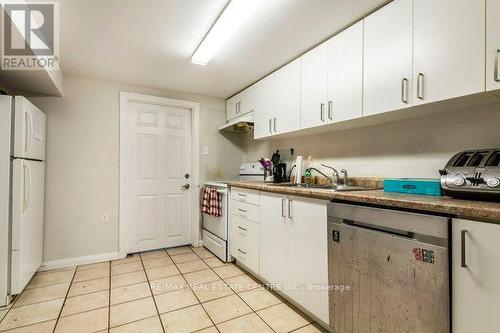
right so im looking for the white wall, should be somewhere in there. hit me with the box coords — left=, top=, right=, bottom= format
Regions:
left=246, top=103, right=500, bottom=178
left=31, top=75, right=245, bottom=262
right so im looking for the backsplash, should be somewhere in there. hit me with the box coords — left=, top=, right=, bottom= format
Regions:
left=244, top=103, right=500, bottom=179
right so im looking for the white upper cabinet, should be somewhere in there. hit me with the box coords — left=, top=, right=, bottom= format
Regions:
left=253, top=76, right=276, bottom=139
left=301, top=22, right=363, bottom=128
left=226, top=95, right=238, bottom=121
left=232, top=0, right=492, bottom=138
left=326, top=21, right=363, bottom=123
left=486, top=0, right=500, bottom=93
left=363, top=0, right=413, bottom=116
left=452, top=219, right=500, bottom=333
left=413, top=0, right=485, bottom=105
left=300, top=43, right=328, bottom=129
left=226, top=87, right=255, bottom=121
left=274, top=58, right=301, bottom=134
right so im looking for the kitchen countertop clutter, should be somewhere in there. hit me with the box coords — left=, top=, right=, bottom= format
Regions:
left=225, top=180, right=500, bottom=223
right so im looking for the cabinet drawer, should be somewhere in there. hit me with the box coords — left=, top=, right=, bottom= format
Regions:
left=231, top=215, right=259, bottom=245
left=231, top=187, right=260, bottom=206
left=231, top=233, right=259, bottom=274
left=231, top=200, right=259, bottom=223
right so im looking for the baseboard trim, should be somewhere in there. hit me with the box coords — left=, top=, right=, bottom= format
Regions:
left=39, top=252, right=126, bottom=271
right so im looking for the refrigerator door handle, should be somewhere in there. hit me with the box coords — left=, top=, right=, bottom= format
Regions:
left=22, top=162, right=31, bottom=212
left=25, top=111, right=33, bottom=155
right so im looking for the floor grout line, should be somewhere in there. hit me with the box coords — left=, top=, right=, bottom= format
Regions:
left=0, top=318, right=56, bottom=333
left=10, top=296, right=66, bottom=309
left=138, top=249, right=167, bottom=333
left=106, top=314, right=159, bottom=331
left=107, top=260, right=111, bottom=333
left=59, top=304, right=109, bottom=319
left=51, top=265, right=78, bottom=333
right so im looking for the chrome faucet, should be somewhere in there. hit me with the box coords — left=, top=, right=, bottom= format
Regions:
left=320, top=163, right=339, bottom=186
left=340, top=169, right=349, bottom=186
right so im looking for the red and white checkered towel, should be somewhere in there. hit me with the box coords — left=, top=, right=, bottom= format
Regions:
left=201, top=187, right=222, bottom=217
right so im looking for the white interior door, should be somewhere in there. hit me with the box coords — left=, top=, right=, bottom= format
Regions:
left=123, top=100, right=192, bottom=253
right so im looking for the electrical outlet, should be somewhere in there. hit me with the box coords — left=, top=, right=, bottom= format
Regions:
left=101, top=214, right=110, bottom=224
left=203, top=146, right=209, bottom=155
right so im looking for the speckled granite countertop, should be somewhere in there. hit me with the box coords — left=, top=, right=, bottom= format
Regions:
left=225, top=181, right=500, bottom=223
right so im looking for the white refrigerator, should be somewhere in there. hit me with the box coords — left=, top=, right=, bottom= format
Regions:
left=0, top=96, right=46, bottom=306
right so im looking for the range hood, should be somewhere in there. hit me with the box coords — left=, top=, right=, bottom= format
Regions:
left=219, top=112, right=254, bottom=133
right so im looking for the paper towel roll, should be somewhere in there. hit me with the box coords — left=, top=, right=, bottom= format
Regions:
left=294, top=156, right=304, bottom=184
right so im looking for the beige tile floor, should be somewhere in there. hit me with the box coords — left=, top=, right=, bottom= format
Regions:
left=0, top=246, right=327, bottom=333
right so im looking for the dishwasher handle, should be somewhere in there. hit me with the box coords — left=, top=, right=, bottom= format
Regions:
left=343, top=219, right=415, bottom=239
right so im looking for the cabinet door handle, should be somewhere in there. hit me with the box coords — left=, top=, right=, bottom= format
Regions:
left=238, top=208, right=247, bottom=213
left=417, top=73, right=424, bottom=100
left=238, top=248, right=247, bottom=255
left=401, top=78, right=408, bottom=104
left=238, top=226, right=247, bottom=232
left=328, top=101, right=333, bottom=120
left=495, top=49, right=500, bottom=82
left=268, top=118, right=272, bottom=133
left=461, top=230, right=468, bottom=268
left=320, top=103, right=325, bottom=121
left=273, top=117, right=277, bottom=132
left=281, top=199, right=286, bottom=217
left=288, top=199, right=292, bottom=219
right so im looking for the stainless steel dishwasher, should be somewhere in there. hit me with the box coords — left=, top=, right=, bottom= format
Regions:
left=327, top=203, right=449, bottom=333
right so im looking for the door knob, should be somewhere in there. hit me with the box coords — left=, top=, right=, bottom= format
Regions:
left=181, top=184, right=190, bottom=190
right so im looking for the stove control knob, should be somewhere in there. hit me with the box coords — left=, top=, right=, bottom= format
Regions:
left=487, top=178, right=500, bottom=188
left=453, top=177, right=466, bottom=187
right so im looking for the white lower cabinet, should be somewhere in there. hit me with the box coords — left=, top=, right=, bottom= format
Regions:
left=452, top=218, right=500, bottom=332
left=259, top=192, right=329, bottom=324
left=259, top=192, right=288, bottom=284
left=230, top=188, right=260, bottom=273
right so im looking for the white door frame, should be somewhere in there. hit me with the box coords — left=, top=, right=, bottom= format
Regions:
left=119, top=92, right=201, bottom=255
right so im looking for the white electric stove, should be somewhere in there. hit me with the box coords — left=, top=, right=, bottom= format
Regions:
left=202, top=162, right=264, bottom=262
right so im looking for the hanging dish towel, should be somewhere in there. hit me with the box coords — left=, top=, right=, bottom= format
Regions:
left=201, top=187, right=222, bottom=217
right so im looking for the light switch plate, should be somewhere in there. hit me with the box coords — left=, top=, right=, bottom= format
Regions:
left=203, top=146, right=209, bottom=155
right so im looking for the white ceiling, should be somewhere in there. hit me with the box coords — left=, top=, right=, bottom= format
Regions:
left=59, top=0, right=389, bottom=98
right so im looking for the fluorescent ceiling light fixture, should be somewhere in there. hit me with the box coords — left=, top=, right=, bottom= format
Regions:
left=191, top=0, right=264, bottom=65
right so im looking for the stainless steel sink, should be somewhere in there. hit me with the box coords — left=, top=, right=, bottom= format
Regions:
left=268, top=183, right=380, bottom=191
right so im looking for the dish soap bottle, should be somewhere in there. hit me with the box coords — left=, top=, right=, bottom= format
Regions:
left=304, top=156, right=312, bottom=184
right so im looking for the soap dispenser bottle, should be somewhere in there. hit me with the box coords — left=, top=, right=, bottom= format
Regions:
left=304, top=156, right=312, bottom=184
